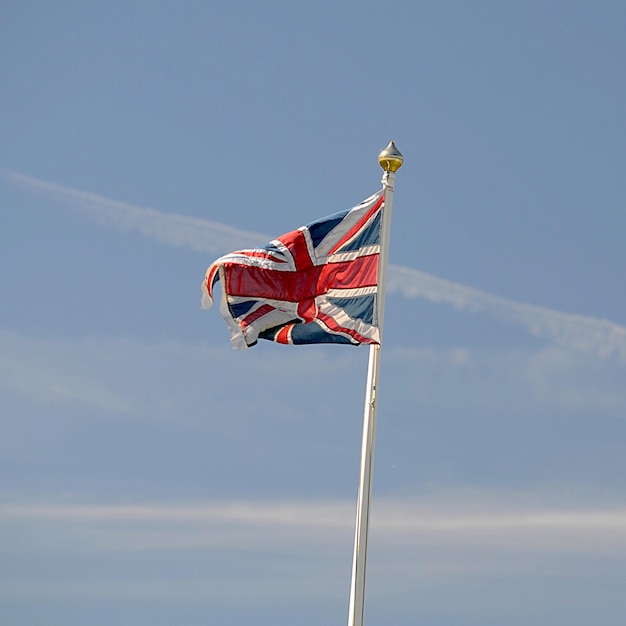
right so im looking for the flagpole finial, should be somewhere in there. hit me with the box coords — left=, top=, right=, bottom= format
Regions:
left=378, top=140, right=404, bottom=172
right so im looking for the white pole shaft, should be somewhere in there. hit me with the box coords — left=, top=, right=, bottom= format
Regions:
left=347, top=170, right=397, bottom=626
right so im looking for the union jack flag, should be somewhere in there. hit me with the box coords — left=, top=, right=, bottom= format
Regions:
left=202, top=190, right=385, bottom=348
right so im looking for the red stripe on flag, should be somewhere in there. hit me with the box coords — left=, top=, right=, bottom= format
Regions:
left=328, top=193, right=384, bottom=255
left=296, top=298, right=318, bottom=323
left=316, top=312, right=375, bottom=345
left=240, top=303, right=275, bottom=329
left=224, top=253, right=378, bottom=302
left=319, top=254, right=379, bottom=291
left=276, top=325, right=293, bottom=344
left=205, top=264, right=220, bottom=299
left=276, top=229, right=314, bottom=271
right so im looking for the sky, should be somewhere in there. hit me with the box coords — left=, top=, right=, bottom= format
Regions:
left=1, top=1, right=626, bottom=625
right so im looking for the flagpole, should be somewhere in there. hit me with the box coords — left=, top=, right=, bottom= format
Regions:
left=348, top=141, right=404, bottom=626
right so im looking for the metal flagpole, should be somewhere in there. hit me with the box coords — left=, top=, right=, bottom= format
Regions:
left=347, top=141, right=404, bottom=626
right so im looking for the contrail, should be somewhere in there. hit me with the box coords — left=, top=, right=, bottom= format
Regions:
left=388, top=265, right=626, bottom=359
left=2, top=169, right=268, bottom=253
left=4, top=169, right=625, bottom=359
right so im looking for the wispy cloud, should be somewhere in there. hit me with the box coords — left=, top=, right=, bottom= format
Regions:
left=4, top=170, right=626, bottom=359
left=0, top=330, right=363, bottom=421
left=0, top=330, right=130, bottom=412
left=2, top=327, right=624, bottom=423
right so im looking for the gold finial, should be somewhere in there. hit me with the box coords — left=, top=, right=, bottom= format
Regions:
left=378, top=140, right=404, bottom=172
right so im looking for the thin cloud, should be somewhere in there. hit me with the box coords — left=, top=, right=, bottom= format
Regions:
left=4, top=170, right=626, bottom=358
left=3, top=497, right=626, bottom=553
left=5, top=496, right=624, bottom=610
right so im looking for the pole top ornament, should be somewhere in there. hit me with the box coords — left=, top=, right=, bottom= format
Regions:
left=378, top=140, right=404, bottom=173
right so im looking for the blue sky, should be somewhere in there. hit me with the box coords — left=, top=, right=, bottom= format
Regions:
left=1, top=2, right=626, bottom=625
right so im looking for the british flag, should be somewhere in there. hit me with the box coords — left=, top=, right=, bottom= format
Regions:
left=202, top=190, right=385, bottom=348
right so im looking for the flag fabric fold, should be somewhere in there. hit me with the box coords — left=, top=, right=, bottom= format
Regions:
left=202, top=190, right=384, bottom=348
